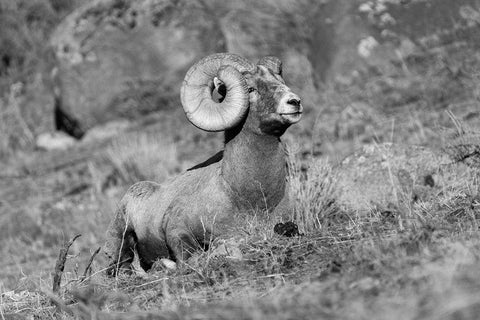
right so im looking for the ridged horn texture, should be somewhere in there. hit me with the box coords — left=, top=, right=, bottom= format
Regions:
left=258, top=56, right=283, bottom=75
left=181, top=53, right=255, bottom=132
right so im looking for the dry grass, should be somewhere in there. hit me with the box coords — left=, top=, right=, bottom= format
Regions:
left=3, top=139, right=479, bottom=319
left=1, top=152, right=480, bottom=319
left=287, top=150, right=339, bottom=233
left=103, top=132, right=180, bottom=186
left=0, top=83, right=34, bottom=158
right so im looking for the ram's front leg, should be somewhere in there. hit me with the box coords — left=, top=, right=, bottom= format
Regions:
left=104, top=205, right=137, bottom=276
left=166, top=227, right=204, bottom=262
left=273, top=188, right=294, bottom=221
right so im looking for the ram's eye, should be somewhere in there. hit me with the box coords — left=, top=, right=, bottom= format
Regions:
left=248, top=87, right=256, bottom=93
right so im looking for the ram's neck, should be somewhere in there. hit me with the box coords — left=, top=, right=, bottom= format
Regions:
left=221, top=129, right=286, bottom=211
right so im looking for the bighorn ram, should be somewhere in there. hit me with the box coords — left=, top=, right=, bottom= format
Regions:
left=105, top=53, right=303, bottom=274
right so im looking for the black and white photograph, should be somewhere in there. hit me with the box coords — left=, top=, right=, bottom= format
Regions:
left=1, top=0, right=480, bottom=319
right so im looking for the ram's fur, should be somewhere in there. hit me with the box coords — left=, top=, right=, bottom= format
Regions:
left=105, top=53, right=303, bottom=274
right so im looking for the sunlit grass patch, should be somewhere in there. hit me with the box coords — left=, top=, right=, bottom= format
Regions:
left=103, top=132, right=180, bottom=186
left=287, top=150, right=339, bottom=233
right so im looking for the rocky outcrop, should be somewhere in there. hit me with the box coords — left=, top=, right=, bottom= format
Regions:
left=50, top=0, right=226, bottom=136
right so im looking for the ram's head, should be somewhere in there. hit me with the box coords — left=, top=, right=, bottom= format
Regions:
left=181, top=53, right=303, bottom=136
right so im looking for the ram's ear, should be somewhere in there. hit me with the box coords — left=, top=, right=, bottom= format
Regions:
left=257, top=56, right=282, bottom=76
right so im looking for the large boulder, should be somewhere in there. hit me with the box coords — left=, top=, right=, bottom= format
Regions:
left=50, top=0, right=226, bottom=137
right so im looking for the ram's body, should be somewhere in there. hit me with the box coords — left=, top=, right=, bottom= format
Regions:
left=105, top=54, right=302, bottom=274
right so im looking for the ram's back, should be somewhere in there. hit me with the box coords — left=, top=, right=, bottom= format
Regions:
left=122, top=161, right=232, bottom=241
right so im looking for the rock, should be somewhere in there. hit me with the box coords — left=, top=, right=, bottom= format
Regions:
left=80, top=119, right=131, bottom=144
left=160, top=258, right=176, bottom=270
left=36, top=131, right=76, bottom=150
left=274, top=221, right=301, bottom=237
left=50, top=0, right=226, bottom=135
left=334, top=143, right=455, bottom=213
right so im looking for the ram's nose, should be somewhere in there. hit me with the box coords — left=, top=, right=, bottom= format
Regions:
left=286, top=94, right=302, bottom=111
left=278, top=92, right=303, bottom=124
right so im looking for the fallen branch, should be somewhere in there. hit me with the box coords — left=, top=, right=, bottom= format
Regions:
left=52, top=234, right=81, bottom=294
left=80, top=246, right=102, bottom=282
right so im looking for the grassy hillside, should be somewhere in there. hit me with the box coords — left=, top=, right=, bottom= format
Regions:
left=1, top=0, right=480, bottom=319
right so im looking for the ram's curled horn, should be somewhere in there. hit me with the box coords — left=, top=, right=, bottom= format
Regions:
left=258, top=56, right=282, bottom=75
left=180, top=53, right=255, bottom=132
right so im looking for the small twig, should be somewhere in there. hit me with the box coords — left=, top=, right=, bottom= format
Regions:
left=80, top=247, right=101, bottom=282
left=53, top=234, right=81, bottom=294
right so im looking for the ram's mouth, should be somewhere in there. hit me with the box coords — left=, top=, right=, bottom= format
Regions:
left=279, top=111, right=302, bottom=123
left=279, top=111, right=302, bottom=116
